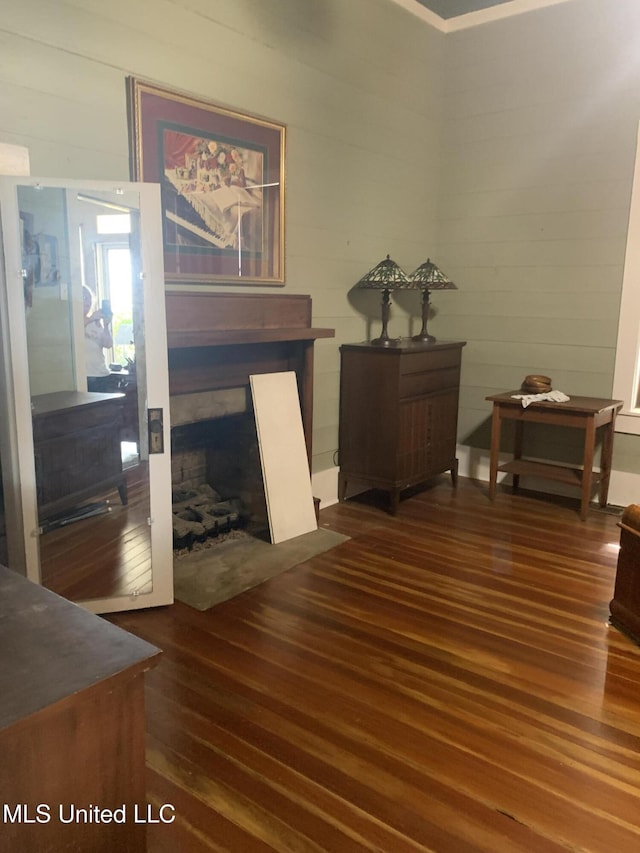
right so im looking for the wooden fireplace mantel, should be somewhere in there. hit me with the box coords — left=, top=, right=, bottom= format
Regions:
left=165, top=292, right=334, bottom=349
left=165, top=292, right=335, bottom=463
left=167, top=326, right=332, bottom=348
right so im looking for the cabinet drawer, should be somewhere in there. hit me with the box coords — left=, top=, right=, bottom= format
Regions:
left=400, top=366, right=460, bottom=399
left=399, top=348, right=461, bottom=375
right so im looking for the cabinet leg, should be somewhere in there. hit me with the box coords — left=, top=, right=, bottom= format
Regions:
left=338, top=473, right=347, bottom=503
left=118, top=481, right=128, bottom=506
left=389, top=489, right=400, bottom=515
left=450, top=458, right=459, bottom=487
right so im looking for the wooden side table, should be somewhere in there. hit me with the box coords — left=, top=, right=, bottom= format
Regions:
left=486, top=392, right=623, bottom=520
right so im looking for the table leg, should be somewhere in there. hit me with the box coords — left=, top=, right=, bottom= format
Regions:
left=489, top=404, right=502, bottom=501
left=117, top=481, right=128, bottom=506
left=599, top=414, right=615, bottom=507
left=513, top=420, right=524, bottom=492
left=580, top=417, right=597, bottom=521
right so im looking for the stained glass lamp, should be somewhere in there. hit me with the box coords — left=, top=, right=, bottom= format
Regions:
left=354, top=254, right=410, bottom=346
left=408, top=259, right=457, bottom=343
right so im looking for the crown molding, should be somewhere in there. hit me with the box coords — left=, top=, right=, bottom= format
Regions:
left=390, top=0, right=577, bottom=33
left=388, top=0, right=448, bottom=31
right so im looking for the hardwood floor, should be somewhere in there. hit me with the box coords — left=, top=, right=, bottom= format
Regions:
left=110, top=477, right=640, bottom=852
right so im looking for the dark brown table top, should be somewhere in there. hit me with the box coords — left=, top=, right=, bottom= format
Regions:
left=31, top=390, right=125, bottom=417
left=0, top=564, right=160, bottom=731
left=486, top=392, right=623, bottom=415
left=340, top=339, right=466, bottom=353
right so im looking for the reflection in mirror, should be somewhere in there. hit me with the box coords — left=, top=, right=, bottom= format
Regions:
left=0, top=453, right=6, bottom=566
left=17, top=185, right=152, bottom=602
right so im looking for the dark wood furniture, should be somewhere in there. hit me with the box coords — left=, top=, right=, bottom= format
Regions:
left=100, top=370, right=139, bottom=444
left=0, top=564, right=161, bottom=853
left=338, top=339, right=466, bottom=513
left=31, top=390, right=128, bottom=522
left=486, top=392, right=623, bottom=520
left=165, top=292, right=334, bottom=465
left=610, top=503, right=640, bottom=644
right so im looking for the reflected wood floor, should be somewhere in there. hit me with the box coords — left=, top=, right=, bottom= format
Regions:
left=110, top=477, right=640, bottom=852
left=41, top=461, right=151, bottom=601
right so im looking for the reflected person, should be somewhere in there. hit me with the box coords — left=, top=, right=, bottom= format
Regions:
left=83, top=285, right=113, bottom=392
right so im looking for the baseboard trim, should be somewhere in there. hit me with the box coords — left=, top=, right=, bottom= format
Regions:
left=457, top=444, right=636, bottom=510
left=314, top=446, right=640, bottom=511
left=311, top=467, right=339, bottom=510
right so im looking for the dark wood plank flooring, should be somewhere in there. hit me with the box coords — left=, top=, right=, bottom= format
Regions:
left=110, top=477, right=640, bottom=852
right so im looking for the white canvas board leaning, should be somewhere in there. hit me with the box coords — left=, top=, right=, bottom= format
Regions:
left=250, top=371, right=317, bottom=544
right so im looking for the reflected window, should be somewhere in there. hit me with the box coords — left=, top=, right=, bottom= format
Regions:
left=96, top=213, right=131, bottom=235
left=97, top=244, right=133, bottom=367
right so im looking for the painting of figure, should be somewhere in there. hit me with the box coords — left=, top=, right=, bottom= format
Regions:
left=162, top=130, right=264, bottom=254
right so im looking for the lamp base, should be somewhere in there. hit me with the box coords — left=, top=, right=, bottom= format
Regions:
left=412, top=332, right=436, bottom=343
left=371, top=336, right=398, bottom=347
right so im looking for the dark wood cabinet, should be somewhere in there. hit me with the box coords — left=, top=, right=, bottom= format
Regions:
left=0, top=564, right=161, bottom=853
left=32, top=391, right=128, bottom=522
left=610, top=504, right=640, bottom=644
left=338, top=340, right=465, bottom=513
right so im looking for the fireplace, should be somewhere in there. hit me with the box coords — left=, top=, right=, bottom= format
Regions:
left=166, top=292, right=334, bottom=546
left=171, top=411, right=265, bottom=549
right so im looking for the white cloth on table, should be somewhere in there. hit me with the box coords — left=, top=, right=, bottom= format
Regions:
left=510, top=390, right=570, bottom=408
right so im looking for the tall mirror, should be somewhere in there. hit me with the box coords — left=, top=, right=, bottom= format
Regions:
left=0, top=177, right=172, bottom=614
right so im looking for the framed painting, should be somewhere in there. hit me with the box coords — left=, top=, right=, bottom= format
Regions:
left=126, top=77, right=285, bottom=285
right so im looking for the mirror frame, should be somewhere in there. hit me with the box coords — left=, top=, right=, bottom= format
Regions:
left=0, top=176, right=173, bottom=614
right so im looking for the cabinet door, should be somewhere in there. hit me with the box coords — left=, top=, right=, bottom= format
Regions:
left=0, top=176, right=173, bottom=615
left=397, top=390, right=459, bottom=483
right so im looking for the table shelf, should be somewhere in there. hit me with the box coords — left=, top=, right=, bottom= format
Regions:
left=498, top=459, right=587, bottom=486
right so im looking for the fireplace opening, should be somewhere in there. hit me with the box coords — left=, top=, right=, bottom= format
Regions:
left=171, top=411, right=269, bottom=552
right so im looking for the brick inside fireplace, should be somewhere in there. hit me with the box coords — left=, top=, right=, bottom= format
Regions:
left=171, top=410, right=267, bottom=536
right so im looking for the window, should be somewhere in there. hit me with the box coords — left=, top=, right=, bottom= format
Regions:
left=96, top=213, right=131, bottom=234
left=613, top=120, right=640, bottom=435
left=95, top=242, right=134, bottom=367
